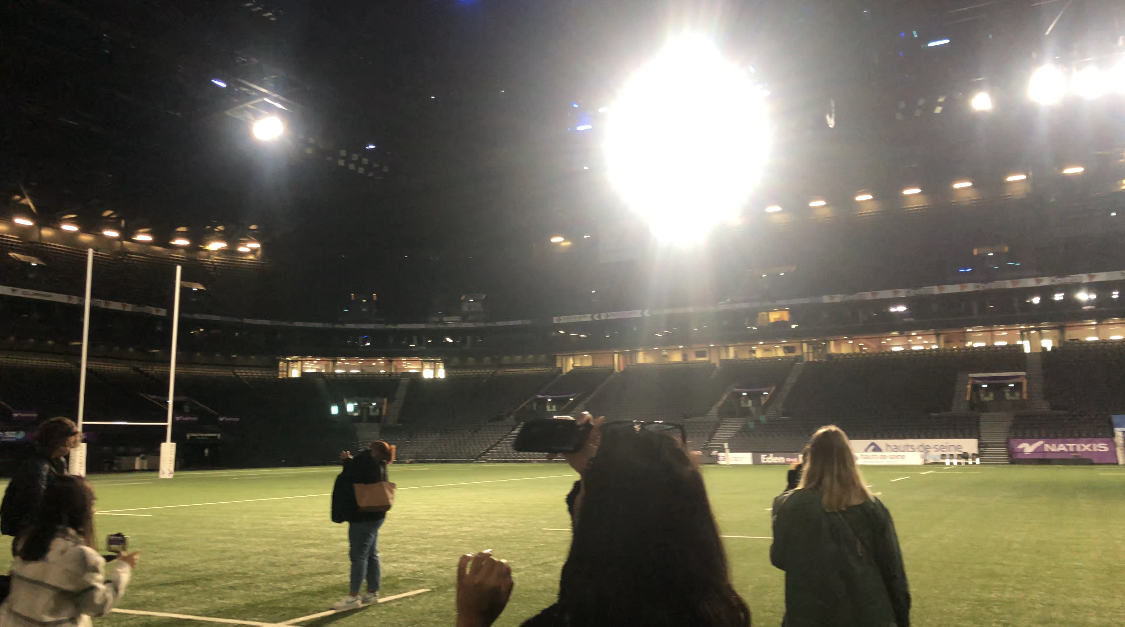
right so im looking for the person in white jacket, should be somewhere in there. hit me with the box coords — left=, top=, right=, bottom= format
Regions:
left=0, top=476, right=139, bottom=627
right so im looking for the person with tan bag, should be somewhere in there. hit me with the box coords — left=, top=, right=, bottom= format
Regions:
left=330, top=440, right=395, bottom=611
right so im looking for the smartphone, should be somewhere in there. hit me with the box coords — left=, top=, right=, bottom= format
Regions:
left=106, top=533, right=129, bottom=554
left=513, top=418, right=592, bottom=453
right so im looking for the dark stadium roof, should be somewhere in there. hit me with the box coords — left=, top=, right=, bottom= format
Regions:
left=3, top=0, right=1125, bottom=321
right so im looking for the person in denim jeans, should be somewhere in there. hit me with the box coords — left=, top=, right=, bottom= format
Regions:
left=331, top=440, right=392, bottom=610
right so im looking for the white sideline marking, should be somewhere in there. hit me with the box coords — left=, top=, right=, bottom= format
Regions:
left=723, top=535, right=772, bottom=539
left=96, top=512, right=153, bottom=517
left=98, top=493, right=330, bottom=514
left=112, top=609, right=277, bottom=627
left=890, top=476, right=910, bottom=482
left=398, top=475, right=569, bottom=490
left=99, top=476, right=571, bottom=513
left=920, top=471, right=935, bottom=475
left=282, top=589, right=432, bottom=624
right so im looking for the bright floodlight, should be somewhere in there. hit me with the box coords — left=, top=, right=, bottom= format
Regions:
left=60, top=223, right=79, bottom=231
left=1006, top=174, right=1027, bottom=182
left=970, top=92, right=992, bottom=111
left=133, top=233, right=153, bottom=241
left=605, top=36, right=769, bottom=241
left=808, top=199, right=827, bottom=207
left=1062, top=166, right=1084, bottom=174
left=764, top=205, right=782, bottom=213
left=207, top=241, right=228, bottom=250
left=1028, top=65, right=1066, bottom=105
left=952, top=181, right=973, bottom=189
left=902, top=187, right=921, bottom=195
left=13, top=217, right=34, bottom=226
left=171, top=238, right=191, bottom=246
left=103, top=229, right=119, bottom=237
left=1072, top=66, right=1104, bottom=100
left=252, top=116, right=284, bottom=141
left=854, top=194, right=873, bottom=201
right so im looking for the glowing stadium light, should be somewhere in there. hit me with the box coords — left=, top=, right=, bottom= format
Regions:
left=1112, top=336, right=1124, bottom=341
left=808, top=200, right=827, bottom=207
left=13, top=217, right=34, bottom=226
left=854, top=194, right=873, bottom=201
left=902, top=188, right=921, bottom=195
left=366, top=144, right=376, bottom=150
left=1086, top=337, right=1100, bottom=342
left=926, top=39, right=950, bottom=47
left=604, top=36, right=769, bottom=241
left=1030, top=296, right=1041, bottom=304
left=952, top=181, right=973, bottom=189
left=1053, top=293, right=1064, bottom=301
left=550, top=235, right=565, bottom=243
left=1071, top=66, right=1104, bottom=100
left=970, top=92, right=992, bottom=111
left=171, top=238, right=191, bottom=246
left=330, top=405, right=339, bottom=415
left=764, top=205, right=782, bottom=213
left=237, top=246, right=252, bottom=253
left=102, top=229, right=120, bottom=237
left=575, top=124, right=593, bottom=131
left=133, top=233, right=153, bottom=242
left=246, top=242, right=261, bottom=249
left=60, top=223, right=79, bottom=232
left=1062, top=166, right=1084, bottom=175
left=252, top=116, right=284, bottom=141
left=211, top=79, right=227, bottom=88
left=1028, top=65, right=1066, bottom=105
left=207, top=241, right=228, bottom=250
left=1005, top=174, right=1027, bottom=182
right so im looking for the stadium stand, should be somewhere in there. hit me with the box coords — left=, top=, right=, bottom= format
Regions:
left=728, top=347, right=1025, bottom=452
left=583, top=362, right=724, bottom=421
left=1038, top=341, right=1123, bottom=438
left=514, top=366, right=613, bottom=420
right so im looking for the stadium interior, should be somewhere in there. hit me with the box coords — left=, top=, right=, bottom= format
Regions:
left=2, top=0, right=1125, bottom=624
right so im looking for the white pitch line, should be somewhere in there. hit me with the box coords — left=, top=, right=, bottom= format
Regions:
left=890, top=476, right=910, bottom=482
left=920, top=471, right=935, bottom=475
left=100, top=476, right=571, bottom=514
left=281, top=589, right=432, bottom=624
left=398, top=475, right=569, bottom=490
left=112, top=608, right=276, bottom=627
left=723, top=535, right=772, bottom=539
left=99, top=493, right=330, bottom=514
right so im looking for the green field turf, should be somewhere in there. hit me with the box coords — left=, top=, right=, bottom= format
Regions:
left=2, top=463, right=1124, bottom=627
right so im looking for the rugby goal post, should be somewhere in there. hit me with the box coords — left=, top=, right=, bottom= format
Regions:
left=71, top=259, right=182, bottom=478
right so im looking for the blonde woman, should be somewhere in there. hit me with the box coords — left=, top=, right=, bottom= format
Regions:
left=770, top=426, right=910, bottom=627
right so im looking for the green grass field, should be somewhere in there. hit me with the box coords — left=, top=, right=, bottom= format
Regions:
left=3, top=463, right=1124, bottom=627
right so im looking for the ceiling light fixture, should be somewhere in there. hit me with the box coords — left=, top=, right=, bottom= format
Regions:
left=902, top=187, right=921, bottom=195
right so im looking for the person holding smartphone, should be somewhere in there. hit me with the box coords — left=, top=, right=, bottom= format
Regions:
left=1, top=476, right=139, bottom=627
left=770, top=425, right=910, bottom=627
left=454, top=414, right=752, bottom=627
left=331, top=440, right=393, bottom=610
left=1, top=418, right=82, bottom=550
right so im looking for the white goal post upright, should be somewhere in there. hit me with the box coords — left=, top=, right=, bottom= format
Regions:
left=160, top=265, right=182, bottom=479
left=70, top=249, right=94, bottom=477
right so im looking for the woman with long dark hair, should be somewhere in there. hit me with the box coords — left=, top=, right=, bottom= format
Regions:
left=455, top=419, right=751, bottom=627
left=0, top=476, right=139, bottom=627
left=770, top=425, right=910, bottom=627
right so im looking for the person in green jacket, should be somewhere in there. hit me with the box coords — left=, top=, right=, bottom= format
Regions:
left=770, top=425, right=911, bottom=627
